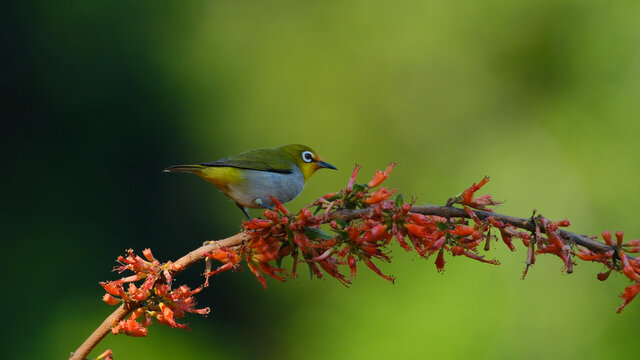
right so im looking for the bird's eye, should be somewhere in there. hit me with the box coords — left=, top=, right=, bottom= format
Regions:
left=301, top=151, right=315, bottom=163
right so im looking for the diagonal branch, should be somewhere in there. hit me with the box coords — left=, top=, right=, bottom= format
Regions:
left=330, top=205, right=613, bottom=254
left=70, top=205, right=624, bottom=360
left=70, top=233, right=249, bottom=360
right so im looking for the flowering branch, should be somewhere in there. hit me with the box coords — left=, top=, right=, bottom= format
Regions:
left=69, top=233, right=249, bottom=360
left=329, top=205, right=612, bottom=254
left=70, top=164, right=639, bottom=360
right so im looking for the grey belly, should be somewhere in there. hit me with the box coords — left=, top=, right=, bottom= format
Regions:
left=228, top=168, right=305, bottom=208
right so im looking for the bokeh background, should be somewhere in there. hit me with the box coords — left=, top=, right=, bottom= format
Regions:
left=4, top=1, right=639, bottom=359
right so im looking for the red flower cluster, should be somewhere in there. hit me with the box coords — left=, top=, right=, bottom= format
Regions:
left=401, top=205, right=506, bottom=272
left=203, top=248, right=241, bottom=286
left=536, top=217, right=573, bottom=273
left=576, top=230, right=640, bottom=312
left=201, top=164, right=404, bottom=287
left=90, top=164, right=640, bottom=360
left=101, top=249, right=209, bottom=336
left=199, top=165, right=639, bottom=313
left=244, top=202, right=355, bottom=288
left=101, top=163, right=640, bottom=347
left=203, top=165, right=507, bottom=288
left=452, top=176, right=502, bottom=210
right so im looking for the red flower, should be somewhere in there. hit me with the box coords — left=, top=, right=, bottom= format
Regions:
left=457, top=249, right=500, bottom=265
left=617, top=282, right=640, bottom=313
left=615, top=231, right=624, bottom=246
left=254, top=260, right=286, bottom=283
left=111, top=319, right=148, bottom=337
left=428, top=236, right=446, bottom=256
left=269, top=195, right=290, bottom=216
left=142, top=248, right=155, bottom=262
left=449, top=225, right=474, bottom=237
left=244, top=219, right=273, bottom=230
left=391, top=223, right=412, bottom=251
left=317, top=258, right=350, bottom=286
left=435, top=249, right=446, bottom=272
left=202, top=252, right=240, bottom=285
left=115, top=248, right=158, bottom=276
left=348, top=254, right=357, bottom=280
left=156, top=302, right=189, bottom=329
left=127, top=283, right=150, bottom=301
left=620, top=251, right=640, bottom=281
left=247, top=261, right=268, bottom=289
left=536, top=218, right=574, bottom=273
left=360, top=254, right=394, bottom=283
left=102, top=293, right=120, bottom=305
left=623, top=239, right=640, bottom=247
left=101, top=281, right=126, bottom=298
left=456, top=176, right=502, bottom=210
left=346, top=164, right=361, bottom=193
left=362, top=188, right=395, bottom=204
left=205, top=248, right=241, bottom=265
left=404, top=223, right=428, bottom=238
left=96, top=349, right=113, bottom=360
left=488, top=217, right=517, bottom=251
left=367, top=162, right=396, bottom=188
left=597, top=270, right=611, bottom=281
left=361, top=224, right=390, bottom=243
left=451, top=246, right=465, bottom=256
left=575, top=249, right=597, bottom=261
left=621, top=238, right=640, bottom=253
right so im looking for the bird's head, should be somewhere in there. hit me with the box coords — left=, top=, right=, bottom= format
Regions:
left=279, top=144, right=337, bottom=180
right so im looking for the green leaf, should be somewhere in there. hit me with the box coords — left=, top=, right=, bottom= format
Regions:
left=307, top=262, right=315, bottom=283
left=436, top=222, right=449, bottom=231
left=395, top=193, right=404, bottom=207
left=352, top=183, right=366, bottom=193
left=345, top=201, right=358, bottom=210
left=275, top=242, right=289, bottom=268
left=304, top=227, right=334, bottom=240
left=334, top=219, right=347, bottom=228
left=302, top=253, right=315, bottom=283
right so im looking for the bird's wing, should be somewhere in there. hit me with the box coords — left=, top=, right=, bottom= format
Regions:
left=200, top=148, right=293, bottom=174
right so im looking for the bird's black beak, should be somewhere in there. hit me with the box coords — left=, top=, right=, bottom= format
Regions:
left=316, top=161, right=337, bottom=170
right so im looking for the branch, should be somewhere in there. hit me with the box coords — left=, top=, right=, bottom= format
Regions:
left=70, top=233, right=249, bottom=360
left=71, top=167, right=640, bottom=359
left=331, top=205, right=614, bottom=255
left=71, top=206, right=631, bottom=359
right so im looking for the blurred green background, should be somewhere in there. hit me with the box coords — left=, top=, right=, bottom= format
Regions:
left=4, top=1, right=639, bottom=359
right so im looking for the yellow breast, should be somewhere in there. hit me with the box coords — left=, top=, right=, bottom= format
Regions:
left=197, top=166, right=245, bottom=193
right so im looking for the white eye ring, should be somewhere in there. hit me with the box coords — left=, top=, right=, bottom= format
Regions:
left=301, top=151, right=314, bottom=163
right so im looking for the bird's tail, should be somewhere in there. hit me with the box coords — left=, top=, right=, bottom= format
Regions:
left=163, top=164, right=205, bottom=173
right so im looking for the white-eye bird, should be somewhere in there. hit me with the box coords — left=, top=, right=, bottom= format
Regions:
left=164, top=144, right=337, bottom=219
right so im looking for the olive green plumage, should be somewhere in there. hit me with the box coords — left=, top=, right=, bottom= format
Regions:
left=164, top=144, right=336, bottom=219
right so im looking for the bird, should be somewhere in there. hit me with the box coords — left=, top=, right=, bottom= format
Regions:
left=164, top=144, right=337, bottom=219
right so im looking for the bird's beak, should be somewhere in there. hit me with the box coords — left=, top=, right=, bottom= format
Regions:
left=316, top=161, right=337, bottom=170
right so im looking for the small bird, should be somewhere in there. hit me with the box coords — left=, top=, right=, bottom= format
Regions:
left=164, top=144, right=337, bottom=219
